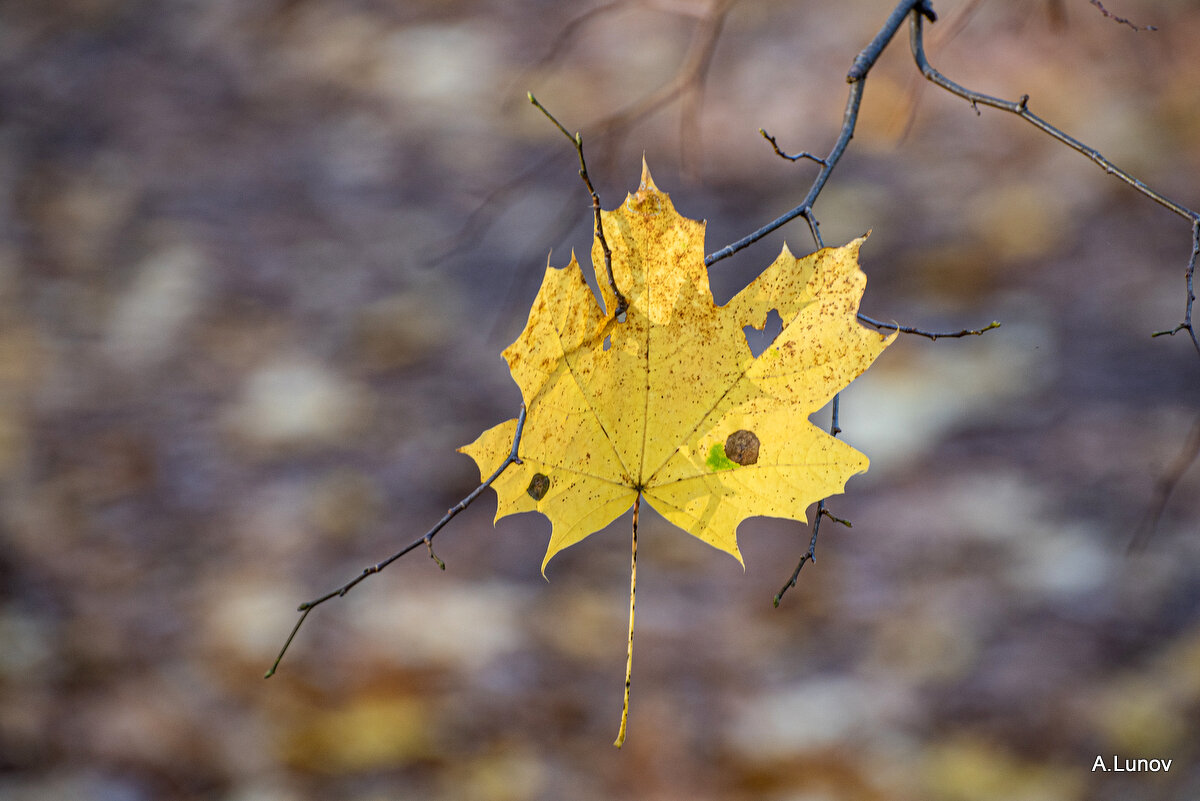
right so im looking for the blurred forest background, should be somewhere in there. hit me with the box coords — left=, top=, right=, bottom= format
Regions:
left=2, top=0, right=1199, bottom=799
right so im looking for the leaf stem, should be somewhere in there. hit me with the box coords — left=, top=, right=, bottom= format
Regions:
left=614, top=494, right=640, bottom=747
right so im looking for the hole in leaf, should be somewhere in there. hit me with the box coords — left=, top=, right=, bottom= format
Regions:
left=743, top=309, right=783, bottom=358
left=603, top=335, right=611, bottom=351
left=527, top=473, right=550, bottom=501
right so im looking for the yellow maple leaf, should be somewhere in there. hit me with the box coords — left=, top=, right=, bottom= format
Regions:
left=460, top=161, right=893, bottom=744
left=462, top=161, right=892, bottom=567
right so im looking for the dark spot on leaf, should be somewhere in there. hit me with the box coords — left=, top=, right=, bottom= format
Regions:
left=725, top=430, right=759, bottom=466
left=527, top=473, right=550, bottom=501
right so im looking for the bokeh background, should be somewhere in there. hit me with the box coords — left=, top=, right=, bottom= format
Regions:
left=2, top=0, right=1199, bottom=799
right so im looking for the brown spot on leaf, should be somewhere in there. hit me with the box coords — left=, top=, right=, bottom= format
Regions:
left=725, top=430, right=759, bottom=466
left=527, top=473, right=551, bottom=501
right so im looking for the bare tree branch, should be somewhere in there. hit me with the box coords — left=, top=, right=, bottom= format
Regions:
left=705, top=0, right=936, bottom=265
left=908, top=6, right=1198, bottom=355
left=710, top=0, right=1197, bottom=363
left=908, top=12, right=1189, bottom=222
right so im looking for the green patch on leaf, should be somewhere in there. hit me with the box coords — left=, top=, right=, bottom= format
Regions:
left=706, top=443, right=738, bottom=472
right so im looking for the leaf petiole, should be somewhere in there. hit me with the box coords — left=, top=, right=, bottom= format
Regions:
left=614, top=494, right=640, bottom=747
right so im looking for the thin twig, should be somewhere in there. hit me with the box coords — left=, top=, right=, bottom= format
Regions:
left=264, top=404, right=529, bottom=679
left=1151, top=219, right=1200, bottom=358
left=510, top=0, right=733, bottom=199
left=759, top=128, right=827, bottom=165
left=1089, top=0, right=1157, bottom=32
left=858, top=314, right=1001, bottom=340
left=529, top=93, right=628, bottom=321
left=706, top=81, right=861, bottom=261
left=774, top=395, right=854, bottom=606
